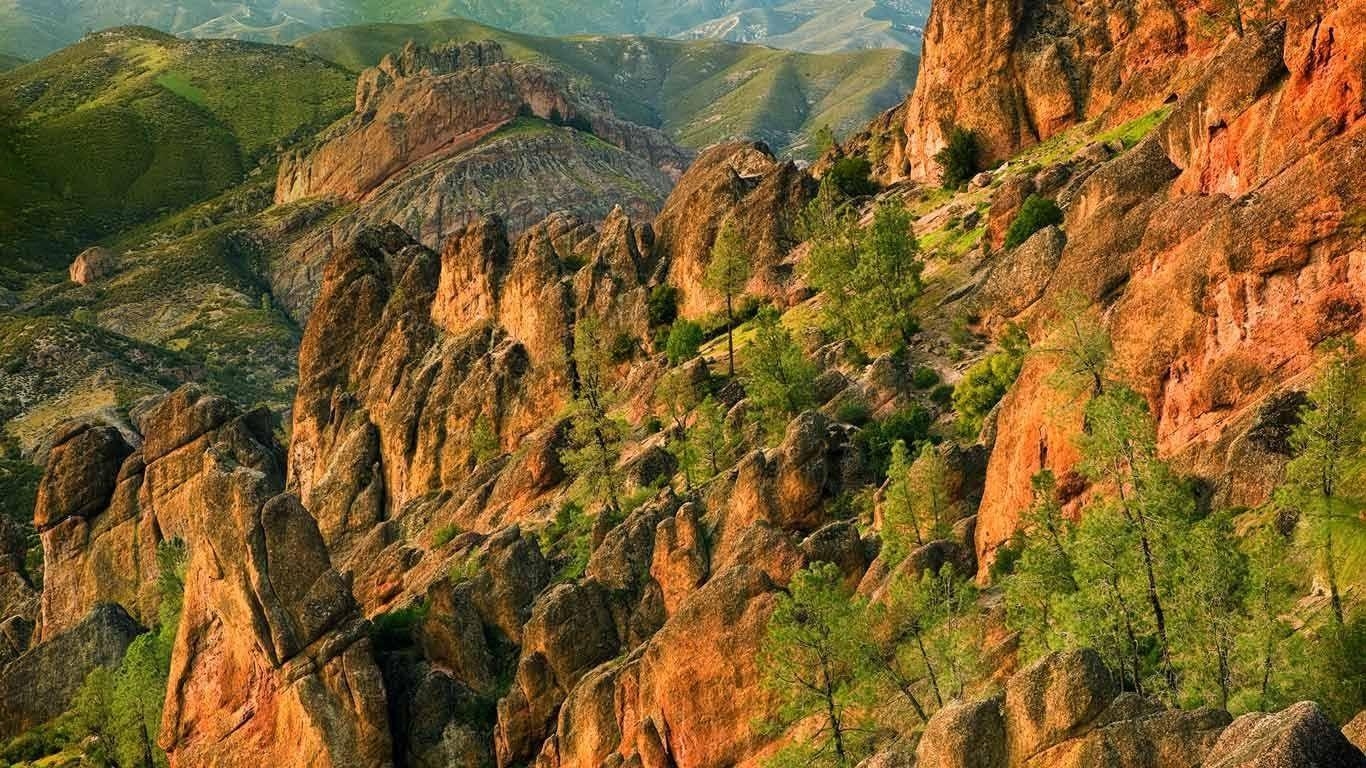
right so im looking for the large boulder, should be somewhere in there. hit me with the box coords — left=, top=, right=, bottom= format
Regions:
left=916, top=696, right=1007, bottom=768
left=1004, top=649, right=1117, bottom=760
left=0, top=603, right=143, bottom=739
left=655, top=141, right=816, bottom=317
left=68, top=246, right=119, bottom=285
left=1202, top=702, right=1366, bottom=768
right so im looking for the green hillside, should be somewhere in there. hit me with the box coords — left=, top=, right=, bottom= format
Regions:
left=0, top=54, right=23, bottom=71
left=0, top=26, right=353, bottom=274
left=296, top=19, right=917, bottom=157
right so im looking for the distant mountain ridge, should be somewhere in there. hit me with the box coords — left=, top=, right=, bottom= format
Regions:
left=296, top=18, right=917, bottom=159
left=0, top=0, right=928, bottom=59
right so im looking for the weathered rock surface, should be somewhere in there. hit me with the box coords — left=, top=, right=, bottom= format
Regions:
left=655, top=141, right=816, bottom=317
left=870, top=0, right=1223, bottom=183
left=946, top=4, right=1366, bottom=573
left=1203, top=701, right=1366, bottom=768
left=0, top=603, right=142, bottom=739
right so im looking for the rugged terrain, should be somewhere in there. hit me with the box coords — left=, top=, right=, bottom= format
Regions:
left=0, top=0, right=1364, bottom=767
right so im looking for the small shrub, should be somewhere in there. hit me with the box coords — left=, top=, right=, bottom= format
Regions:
left=450, top=550, right=484, bottom=583
left=372, top=601, right=429, bottom=651
left=665, top=319, right=704, bottom=364
left=610, top=332, right=637, bottom=363
left=934, top=127, right=983, bottom=189
left=647, top=285, right=680, bottom=329
left=827, top=156, right=877, bottom=198
left=930, top=383, right=955, bottom=406
left=540, top=502, right=594, bottom=582
left=1003, top=194, right=1064, bottom=249
left=910, top=366, right=941, bottom=389
left=835, top=399, right=872, bottom=426
left=856, top=405, right=933, bottom=477
left=954, top=324, right=1029, bottom=436
left=433, top=523, right=462, bottom=547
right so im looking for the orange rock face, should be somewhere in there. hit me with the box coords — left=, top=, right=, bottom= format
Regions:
left=655, top=142, right=816, bottom=318
left=970, top=5, right=1366, bottom=573
left=862, top=0, right=1233, bottom=184
left=277, top=41, right=688, bottom=207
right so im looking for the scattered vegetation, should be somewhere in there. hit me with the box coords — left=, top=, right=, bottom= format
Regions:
left=1000, top=335, right=1366, bottom=716
left=60, top=539, right=188, bottom=768
left=952, top=324, right=1029, bottom=437
left=802, top=185, right=924, bottom=353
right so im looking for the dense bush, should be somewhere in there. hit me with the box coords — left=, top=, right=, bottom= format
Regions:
left=665, top=319, right=704, bottom=364
left=647, top=284, right=680, bottom=329
left=934, top=127, right=983, bottom=189
left=1003, top=194, right=1064, bottom=249
left=856, top=405, right=933, bottom=477
left=910, top=365, right=941, bottom=389
left=827, top=156, right=878, bottom=198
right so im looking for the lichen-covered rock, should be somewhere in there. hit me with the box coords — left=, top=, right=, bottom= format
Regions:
left=0, top=603, right=143, bottom=739
left=1004, top=649, right=1117, bottom=760
left=916, top=696, right=1007, bottom=768
left=1202, top=702, right=1366, bottom=768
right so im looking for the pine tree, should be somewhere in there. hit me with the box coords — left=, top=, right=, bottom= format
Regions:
left=743, top=308, right=817, bottom=437
left=800, top=179, right=863, bottom=339
left=657, top=368, right=702, bottom=490
left=881, top=440, right=923, bottom=566
left=1078, top=385, right=1188, bottom=697
left=1276, top=344, right=1364, bottom=627
left=692, top=394, right=732, bottom=479
left=1002, top=470, right=1077, bottom=657
left=564, top=316, right=627, bottom=516
left=705, top=221, right=751, bottom=377
left=761, top=563, right=874, bottom=767
left=853, top=200, right=922, bottom=351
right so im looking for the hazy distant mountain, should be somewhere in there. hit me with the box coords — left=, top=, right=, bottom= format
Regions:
left=0, top=0, right=927, bottom=59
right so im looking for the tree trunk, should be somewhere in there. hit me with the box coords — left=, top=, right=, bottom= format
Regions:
left=725, top=294, right=736, bottom=378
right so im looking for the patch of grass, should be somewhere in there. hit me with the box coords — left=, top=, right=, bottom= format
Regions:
left=1096, top=106, right=1173, bottom=150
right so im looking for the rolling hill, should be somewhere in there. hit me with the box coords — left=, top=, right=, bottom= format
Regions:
left=0, top=26, right=354, bottom=274
left=0, top=0, right=928, bottom=59
left=296, top=18, right=917, bottom=158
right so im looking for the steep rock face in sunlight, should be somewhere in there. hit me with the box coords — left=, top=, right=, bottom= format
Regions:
left=655, top=141, right=817, bottom=319
left=968, top=6, right=1366, bottom=572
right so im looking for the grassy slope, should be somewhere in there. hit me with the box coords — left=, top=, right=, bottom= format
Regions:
left=0, top=26, right=353, bottom=273
left=295, top=19, right=916, bottom=157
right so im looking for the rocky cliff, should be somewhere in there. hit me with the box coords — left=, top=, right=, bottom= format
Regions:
left=3, top=2, right=1365, bottom=767
left=276, top=40, right=689, bottom=228
left=952, top=4, right=1366, bottom=571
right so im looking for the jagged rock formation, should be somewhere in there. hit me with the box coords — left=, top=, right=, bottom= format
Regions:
left=275, top=40, right=688, bottom=257
left=853, top=0, right=1222, bottom=183
left=287, top=209, right=673, bottom=608
left=655, top=141, right=816, bottom=318
left=965, top=7, right=1366, bottom=571
left=14, top=386, right=393, bottom=766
